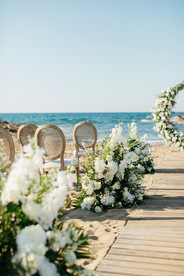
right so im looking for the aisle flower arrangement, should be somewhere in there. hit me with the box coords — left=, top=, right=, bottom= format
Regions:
left=0, top=140, right=92, bottom=276
left=152, top=81, right=184, bottom=151
left=126, top=122, right=154, bottom=173
left=77, top=124, right=149, bottom=212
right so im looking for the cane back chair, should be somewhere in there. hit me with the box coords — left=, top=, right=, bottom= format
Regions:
left=0, top=126, right=15, bottom=172
left=17, top=124, right=38, bottom=152
left=35, top=124, right=79, bottom=174
left=73, top=121, right=98, bottom=159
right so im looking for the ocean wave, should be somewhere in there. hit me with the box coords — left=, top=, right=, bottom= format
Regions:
left=146, top=139, right=165, bottom=146
left=171, top=116, right=178, bottom=122
left=141, top=119, right=153, bottom=123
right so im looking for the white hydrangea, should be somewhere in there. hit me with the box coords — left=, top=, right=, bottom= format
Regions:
left=64, top=250, right=77, bottom=265
left=119, top=159, right=127, bottom=171
left=13, top=224, right=51, bottom=275
left=128, top=122, right=138, bottom=139
left=123, top=187, right=135, bottom=204
left=38, top=257, right=60, bottom=276
left=124, top=151, right=139, bottom=165
left=107, top=161, right=118, bottom=174
left=21, top=170, right=72, bottom=230
left=112, top=181, right=120, bottom=190
left=16, top=224, right=47, bottom=252
left=82, top=180, right=94, bottom=195
left=1, top=157, right=41, bottom=205
left=135, top=147, right=141, bottom=154
left=94, top=158, right=106, bottom=174
left=101, top=191, right=115, bottom=206
left=93, top=180, right=101, bottom=190
left=81, top=196, right=96, bottom=210
left=108, top=125, right=123, bottom=150
left=46, top=230, right=66, bottom=251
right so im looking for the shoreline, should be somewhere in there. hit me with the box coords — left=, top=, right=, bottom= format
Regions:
left=0, top=120, right=167, bottom=158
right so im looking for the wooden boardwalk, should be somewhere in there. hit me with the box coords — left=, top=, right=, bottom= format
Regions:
left=96, top=150, right=184, bottom=275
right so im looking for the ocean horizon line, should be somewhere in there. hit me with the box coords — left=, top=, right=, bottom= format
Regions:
left=0, top=111, right=184, bottom=114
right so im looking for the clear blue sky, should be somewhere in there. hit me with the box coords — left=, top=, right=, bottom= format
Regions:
left=0, top=0, right=184, bottom=112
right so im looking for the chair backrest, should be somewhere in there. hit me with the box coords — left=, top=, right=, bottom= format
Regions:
left=0, top=126, right=15, bottom=172
left=17, top=124, right=38, bottom=150
left=35, top=124, right=66, bottom=166
left=73, top=122, right=98, bottom=151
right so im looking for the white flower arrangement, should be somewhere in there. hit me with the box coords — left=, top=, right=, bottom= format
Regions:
left=0, top=140, right=93, bottom=276
left=152, top=81, right=184, bottom=151
left=126, top=122, right=155, bottom=173
left=77, top=124, right=152, bottom=212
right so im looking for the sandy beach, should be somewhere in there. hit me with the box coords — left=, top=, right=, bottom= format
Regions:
left=3, top=123, right=176, bottom=271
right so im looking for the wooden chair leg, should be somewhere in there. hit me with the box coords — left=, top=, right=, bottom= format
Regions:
left=76, top=166, right=79, bottom=181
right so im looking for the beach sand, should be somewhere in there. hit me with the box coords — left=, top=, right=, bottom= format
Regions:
left=4, top=125, right=175, bottom=271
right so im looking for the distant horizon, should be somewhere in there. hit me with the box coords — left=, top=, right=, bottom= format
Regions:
left=0, top=111, right=184, bottom=114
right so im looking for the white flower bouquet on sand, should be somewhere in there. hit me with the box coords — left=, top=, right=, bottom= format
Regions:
left=77, top=123, right=153, bottom=212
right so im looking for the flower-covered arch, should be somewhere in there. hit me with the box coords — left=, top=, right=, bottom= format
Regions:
left=152, top=81, right=184, bottom=151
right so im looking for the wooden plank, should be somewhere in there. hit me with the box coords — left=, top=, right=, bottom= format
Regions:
left=152, top=178, right=184, bottom=182
left=125, top=221, right=184, bottom=228
left=112, top=243, right=184, bottom=254
left=118, top=233, right=184, bottom=242
left=148, top=185, right=184, bottom=189
left=127, top=216, right=184, bottom=220
left=97, top=264, right=184, bottom=276
left=105, top=253, right=184, bottom=267
left=116, top=237, right=184, bottom=248
left=108, top=247, right=184, bottom=260
left=100, top=259, right=184, bottom=273
left=141, top=198, right=184, bottom=203
left=125, top=226, right=184, bottom=231
left=124, top=226, right=184, bottom=231
left=148, top=191, right=184, bottom=195
left=121, top=230, right=184, bottom=237
left=127, top=210, right=184, bottom=216
left=150, top=182, right=184, bottom=186
left=96, top=273, right=138, bottom=276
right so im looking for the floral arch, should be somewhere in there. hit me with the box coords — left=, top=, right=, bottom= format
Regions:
left=152, top=81, right=184, bottom=151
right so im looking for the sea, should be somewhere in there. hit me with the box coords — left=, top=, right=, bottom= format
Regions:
left=0, top=112, right=184, bottom=145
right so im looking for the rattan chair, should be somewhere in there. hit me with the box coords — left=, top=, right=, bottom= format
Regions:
left=73, top=121, right=98, bottom=159
left=35, top=124, right=79, bottom=175
left=0, top=126, right=15, bottom=172
left=17, top=124, right=38, bottom=152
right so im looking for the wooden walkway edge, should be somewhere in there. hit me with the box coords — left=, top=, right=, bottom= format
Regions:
left=96, top=150, right=184, bottom=276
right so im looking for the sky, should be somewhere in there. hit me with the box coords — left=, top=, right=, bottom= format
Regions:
left=0, top=0, right=184, bottom=113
